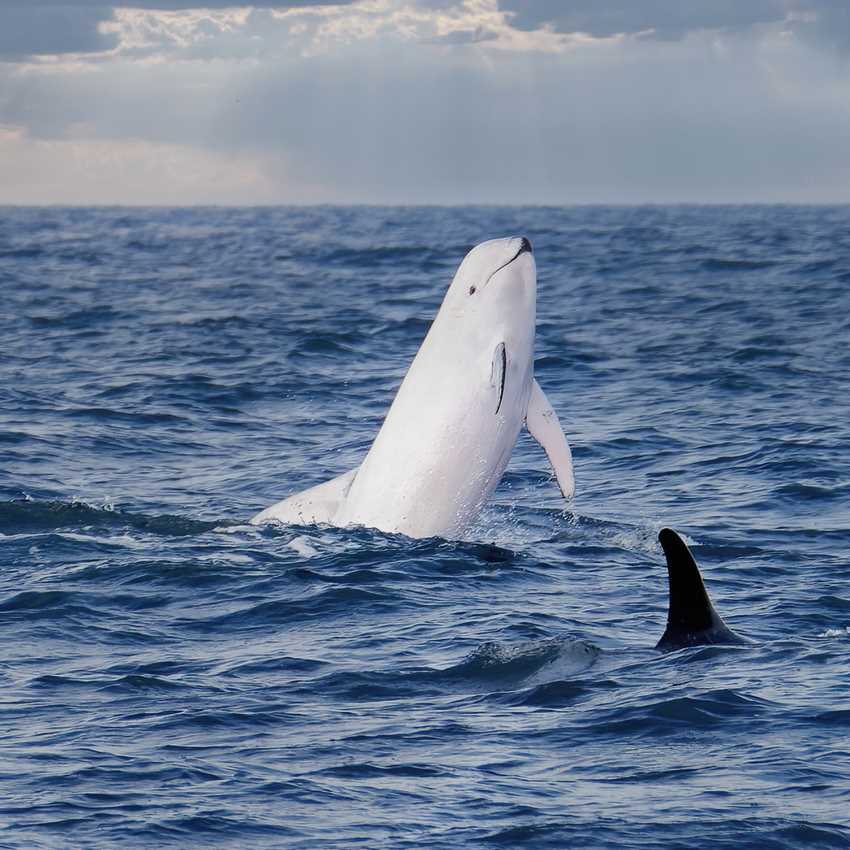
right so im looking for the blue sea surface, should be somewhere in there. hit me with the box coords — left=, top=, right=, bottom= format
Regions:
left=1, top=205, right=849, bottom=848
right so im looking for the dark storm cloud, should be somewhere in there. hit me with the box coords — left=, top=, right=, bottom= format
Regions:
left=497, top=0, right=850, bottom=49
left=0, top=0, right=353, bottom=60
left=497, top=0, right=791, bottom=40
left=0, top=3, right=117, bottom=59
left=112, top=0, right=354, bottom=6
left=10, top=0, right=352, bottom=7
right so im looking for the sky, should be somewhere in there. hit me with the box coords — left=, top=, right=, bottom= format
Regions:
left=1, top=0, right=850, bottom=204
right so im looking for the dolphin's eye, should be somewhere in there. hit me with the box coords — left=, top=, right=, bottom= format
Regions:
left=469, top=286, right=476, bottom=295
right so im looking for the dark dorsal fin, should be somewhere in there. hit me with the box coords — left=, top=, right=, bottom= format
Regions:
left=656, top=528, right=746, bottom=651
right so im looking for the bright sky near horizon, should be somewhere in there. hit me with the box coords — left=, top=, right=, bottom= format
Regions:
left=1, top=0, right=849, bottom=204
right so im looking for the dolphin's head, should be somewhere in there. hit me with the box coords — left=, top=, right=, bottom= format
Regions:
left=443, top=236, right=536, bottom=331
left=449, top=236, right=535, bottom=300
left=435, top=236, right=537, bottom=416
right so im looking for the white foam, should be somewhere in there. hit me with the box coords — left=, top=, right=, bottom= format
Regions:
left=69, top=496, right=116, bottom=512
left=212, top=523, right=259, bottom=535
left=527, top=639, right=601, bottom=684
left=59, top=532, right=143, bottom=549
left=607, top=521, right=697, bottom=553
left=288, top=535, right=319, bottom=557
left=0, top=531, right=57, bottom=544
left=197, top=552, right=254, bottom=565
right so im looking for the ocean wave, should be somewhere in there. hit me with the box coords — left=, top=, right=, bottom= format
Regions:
left=2, top=205, right=850, bottom=849
left=0, top=499, right=221, bottom=537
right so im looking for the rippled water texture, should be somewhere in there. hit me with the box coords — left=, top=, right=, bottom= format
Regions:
left=1, top=206, right=849, bottom=848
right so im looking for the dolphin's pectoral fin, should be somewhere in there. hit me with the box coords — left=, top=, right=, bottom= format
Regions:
left=525, top=379, right=575, bottom=499
left=251, top=467, right=359, bottom=527
left=655, top=528, right=749, bottom=651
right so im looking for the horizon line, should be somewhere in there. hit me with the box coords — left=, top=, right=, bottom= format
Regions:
left=3, top=201, right=850, bottom=209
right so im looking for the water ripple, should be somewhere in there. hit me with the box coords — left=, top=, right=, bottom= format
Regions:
left=1, top=206, right=849, bottom=849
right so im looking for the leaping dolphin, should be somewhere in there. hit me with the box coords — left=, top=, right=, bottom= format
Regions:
left=656, top=528, right=749, bottom=651
left=252, top=237, right=575, bottom=539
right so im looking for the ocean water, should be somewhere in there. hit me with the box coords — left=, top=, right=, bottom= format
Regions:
left=1, top=205, right=849, bottom=849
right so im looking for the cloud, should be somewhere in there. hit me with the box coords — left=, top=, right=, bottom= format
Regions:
left=423, top=27, right=498, bottom=45
left=1, top=0, right=850, bottom=203
left=5, top=0, right=850, bottom=64
left=0, top=0, right=353, bottom=60
left=4, top=16, right=850, bottom=205
left=496, top=0, right=791, bottom=40
left=795, top=0, right=850, bottom=52
left=0, top=125, right=284, bottom=203
left=111, top=0, right=355, bottom=7
left=0, top=3, right=117, bottom=59
left=496, top=0, right=850, bottom=51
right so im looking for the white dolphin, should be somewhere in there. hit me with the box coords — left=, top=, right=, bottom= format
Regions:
left=252, top=236, right=574, bottom=539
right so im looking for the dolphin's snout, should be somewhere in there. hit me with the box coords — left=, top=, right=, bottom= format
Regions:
left=470, top=235, right=536, bottom=291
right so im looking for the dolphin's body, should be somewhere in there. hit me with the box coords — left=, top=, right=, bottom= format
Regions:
left=656, top=528, right=749, bottom=650
left=252, top=237, right=575, bottom=539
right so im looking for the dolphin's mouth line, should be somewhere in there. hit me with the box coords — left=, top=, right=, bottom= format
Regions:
left=483, top=240, right=530, bottom=288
